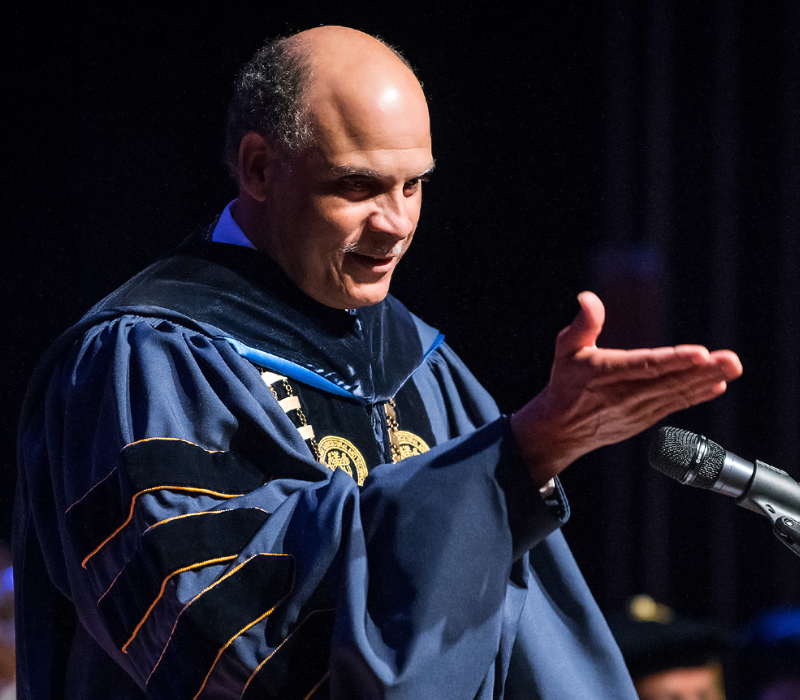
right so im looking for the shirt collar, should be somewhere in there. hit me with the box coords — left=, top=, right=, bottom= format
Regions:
left=211, top=200, right=257, bottom=250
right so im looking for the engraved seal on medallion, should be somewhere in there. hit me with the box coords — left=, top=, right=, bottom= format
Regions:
left=318, top=436, right=369, bottom=485
left=395, top=430, right=430, bottom=460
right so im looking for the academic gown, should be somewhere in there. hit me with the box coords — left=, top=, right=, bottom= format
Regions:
left=13, top=226, right=637, bottom=699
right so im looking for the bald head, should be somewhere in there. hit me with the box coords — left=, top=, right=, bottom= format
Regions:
left=224, top=26, right=428, bottom=177
left=289, top=25, right=416, bottom=73
left=295, top=27, right=430, bottom=167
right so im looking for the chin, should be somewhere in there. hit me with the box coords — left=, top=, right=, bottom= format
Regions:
left=342, top=280, right=392, bottom=308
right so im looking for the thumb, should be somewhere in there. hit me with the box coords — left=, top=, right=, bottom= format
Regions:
left=555, top=291, right=605, bottom=357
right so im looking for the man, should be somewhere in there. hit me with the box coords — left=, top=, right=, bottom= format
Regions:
left=14, top=26, right=742, bottom=699
left=609, top=595, right=727, bottom=700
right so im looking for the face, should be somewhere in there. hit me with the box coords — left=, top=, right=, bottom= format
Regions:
left=634, top=664, right=726, bottom=700
left=261, top=80, right=434, bottom=309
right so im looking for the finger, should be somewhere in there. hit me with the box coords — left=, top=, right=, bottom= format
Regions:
left=601, top=375, right=728, bottom=435
left=709, top=349, right=743, bottom=380
left=663, top=364, right=731, bottom=403
left=649, top=373, right=728, bottom=410
left=624, top=349, right=741, bottom=388
left=555, top=291, right=605, bottom=358
left=572, top=377, right=730, bottom=449
left=582, top=346, right=713, bottom=384
left=640, top=378, right=728, bottom=425
left=589, top=362, right=733, bottom=406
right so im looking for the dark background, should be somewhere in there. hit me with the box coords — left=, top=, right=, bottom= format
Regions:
left=5, top=0, right=800, bottom=648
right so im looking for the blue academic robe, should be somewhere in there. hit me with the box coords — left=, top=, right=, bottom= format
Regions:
left=14, top=228, right=637, bottom=699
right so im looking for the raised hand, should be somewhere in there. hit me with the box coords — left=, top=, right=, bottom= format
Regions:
left=510, top=291, right=743, bottom=487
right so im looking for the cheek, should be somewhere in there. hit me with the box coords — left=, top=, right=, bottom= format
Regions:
left=403, top=196, right=424, bottom=235
left=315, top=202, right=369, bottom=245
left=409, top=195, right=423, bottom=221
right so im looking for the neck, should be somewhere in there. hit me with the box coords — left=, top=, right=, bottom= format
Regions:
left=230, top=195, right=270, bottom=253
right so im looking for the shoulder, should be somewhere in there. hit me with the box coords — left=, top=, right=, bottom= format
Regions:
left=54, top=312, right=224, bottom=373
left=21, top=312, right=250, bottom=429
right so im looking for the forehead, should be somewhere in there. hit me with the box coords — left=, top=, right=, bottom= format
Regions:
left=304, top=53, right=432, bottom=171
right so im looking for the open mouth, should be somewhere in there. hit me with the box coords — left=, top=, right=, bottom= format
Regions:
left=347, top=252, right=395, bottom=271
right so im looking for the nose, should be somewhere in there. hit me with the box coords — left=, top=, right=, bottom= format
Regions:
left=366, top=189, right=417, bottom=240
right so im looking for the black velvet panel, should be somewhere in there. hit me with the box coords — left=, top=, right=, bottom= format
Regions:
left=67, top=439, right=266, bottom=563
left=296, top=385, right=385, bottom=469
left=99, top=507, right=270, bottom=649
left=242, top=609, right=336, bottom=700
left=392, top=378, right=437, bottom=451
left=145, top=553, right=295, bottom=698
left=292, top=374, right=438, bottom=480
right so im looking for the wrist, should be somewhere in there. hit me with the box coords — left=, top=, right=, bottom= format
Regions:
left=509, top=391, right=582, bottom=486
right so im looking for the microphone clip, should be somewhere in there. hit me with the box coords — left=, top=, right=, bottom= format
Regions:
left=773, top=516, right=800, bottom=557
left=739, top=459, right=800, bottom=558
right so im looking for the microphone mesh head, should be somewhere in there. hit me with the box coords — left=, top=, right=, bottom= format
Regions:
left=648, top=426, right=726, bottom=489
left=692, top=439, right=726, bottom=489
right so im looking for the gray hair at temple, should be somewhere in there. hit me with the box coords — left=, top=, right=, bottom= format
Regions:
left=223, top=36, right=313, bottom=179
left=223, top=32, right=416, bottom=180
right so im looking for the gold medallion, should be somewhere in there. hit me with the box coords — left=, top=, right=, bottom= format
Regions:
left=394, top=431, right=430, bottom=461
left=318, top=436, right=369, bottom=485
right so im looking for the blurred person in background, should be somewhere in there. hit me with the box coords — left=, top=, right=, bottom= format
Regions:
left=609, top=595, right=727, bottom=700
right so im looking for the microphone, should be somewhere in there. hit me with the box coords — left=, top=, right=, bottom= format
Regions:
left=649, top=427, right=800, bottom=557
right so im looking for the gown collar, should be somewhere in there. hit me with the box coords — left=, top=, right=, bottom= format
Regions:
left=88, top=223, right=428, bottom=403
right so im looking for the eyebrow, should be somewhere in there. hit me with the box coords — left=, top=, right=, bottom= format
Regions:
left=328, top=161, right=436, bottom=180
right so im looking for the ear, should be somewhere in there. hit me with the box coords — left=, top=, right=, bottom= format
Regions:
left=237, top=132, right=280, bottom=202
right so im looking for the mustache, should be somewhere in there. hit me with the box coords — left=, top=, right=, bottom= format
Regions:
left=340, top=240, right=407, bottom=257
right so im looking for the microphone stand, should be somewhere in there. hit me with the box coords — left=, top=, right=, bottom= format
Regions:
left=737, top=460, right=800, bottom=559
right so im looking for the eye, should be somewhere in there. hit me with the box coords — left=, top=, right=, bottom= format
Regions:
left=328, top=176, right=380, bottom=201
left=404, top=173, right=430, bottom=195
left=341, top=176, right=371, bottom=192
